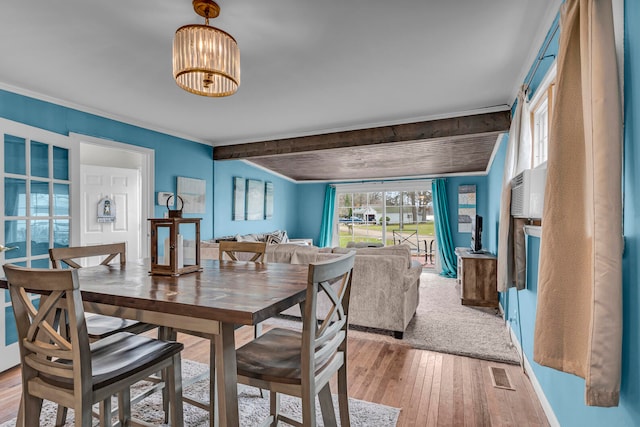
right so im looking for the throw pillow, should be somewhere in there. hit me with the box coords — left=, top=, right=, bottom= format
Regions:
left=266, top=234, right=282, bottom=245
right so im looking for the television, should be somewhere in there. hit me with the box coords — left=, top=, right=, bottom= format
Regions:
left=470, top=214, right=483, bottom=253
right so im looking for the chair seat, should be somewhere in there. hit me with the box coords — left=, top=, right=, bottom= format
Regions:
left=85, top=314, right=156, bottom=340
left=41, top=332, right=184, bottom=391
left=237, top=328, right=303, bottom=385
left=236, top=328, right=337, bottom=385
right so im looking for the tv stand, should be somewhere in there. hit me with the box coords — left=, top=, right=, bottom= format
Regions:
left=455, top=248, right=498, bottom=308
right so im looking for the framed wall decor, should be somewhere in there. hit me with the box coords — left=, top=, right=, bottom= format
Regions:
left=458, top=184, right=476, bottom=232
left=177, top=176, right=206, bottom=214
left=246, top=179, right=264, bottom=221
left=233, top=177, right=245, bottom=221
left=264, top=181, right=274, bottom=219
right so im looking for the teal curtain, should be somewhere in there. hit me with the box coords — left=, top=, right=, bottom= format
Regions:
left=318, top=185, right=336, bottom=247
left=432, top=179, right=457, bottom=277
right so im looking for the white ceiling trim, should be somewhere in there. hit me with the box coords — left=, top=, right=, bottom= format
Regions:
left=0, top=82, right=212, bottom=147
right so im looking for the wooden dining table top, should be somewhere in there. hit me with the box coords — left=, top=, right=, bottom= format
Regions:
left=0, top=259, right=311, bottom=326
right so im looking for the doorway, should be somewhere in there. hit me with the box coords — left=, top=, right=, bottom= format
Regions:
left=72, top=134, right=154, bottom=261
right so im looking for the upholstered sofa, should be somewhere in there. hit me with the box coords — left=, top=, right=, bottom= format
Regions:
left=267, top=243, right=422, bottom=338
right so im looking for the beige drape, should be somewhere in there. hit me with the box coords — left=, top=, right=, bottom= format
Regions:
left=497, top=89, right=530, bottom=292
left=534, top=0, right=622, bottom=407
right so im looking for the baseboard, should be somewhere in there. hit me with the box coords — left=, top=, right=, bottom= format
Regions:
left=507, top=324, right=560, bottom=427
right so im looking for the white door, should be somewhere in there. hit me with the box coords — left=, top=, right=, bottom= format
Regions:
left=80, top=165, right=141, bottom=262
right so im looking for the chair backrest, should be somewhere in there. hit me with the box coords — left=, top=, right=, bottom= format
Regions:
left=219, top=241, right=266, bottom=262
left=302, top=251, right=355, bottom=375
left=49, top=242, right=127, bottom=269
left=2, top=264, right=91, bottom=399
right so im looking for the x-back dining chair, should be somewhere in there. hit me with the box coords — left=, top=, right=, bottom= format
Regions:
left=219, top=240, right=267, bottom=337
left=166, top=240, right=268, bottom=420
left=49, top=242, right=157, bottom=340
left=235, top=250, right=356, bottom=427
left=219, top=240, right=267, bottom=263
left=49, top=242, right=164, bottom=424
left=2, top=263, right=184, bottom=427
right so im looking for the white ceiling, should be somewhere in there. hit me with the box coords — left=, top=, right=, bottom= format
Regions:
left=0, top=0, right=559, bottom=147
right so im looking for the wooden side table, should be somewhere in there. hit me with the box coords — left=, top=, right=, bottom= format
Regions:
left=455, top=248, right=498, bottom=308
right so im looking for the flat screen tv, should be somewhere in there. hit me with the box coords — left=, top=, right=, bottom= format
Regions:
left=470, top=214, right=483, bottom=253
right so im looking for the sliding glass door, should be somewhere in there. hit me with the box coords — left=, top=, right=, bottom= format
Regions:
left=334, top=181, right=435, bottom=263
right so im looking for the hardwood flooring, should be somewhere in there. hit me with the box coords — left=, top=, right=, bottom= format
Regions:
left=0, top=321, right=549, bottom=427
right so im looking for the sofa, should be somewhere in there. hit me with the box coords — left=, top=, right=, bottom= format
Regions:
left=267, top=243, right=422, bottom=338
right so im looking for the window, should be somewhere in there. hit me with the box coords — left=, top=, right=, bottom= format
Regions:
left=532, top=97, right=549, bottom=167
left=334, top=181, right=433, bottom=255
left=529, top=64, right=556, bottom=168
left=3, top=134, right=70, bottom=265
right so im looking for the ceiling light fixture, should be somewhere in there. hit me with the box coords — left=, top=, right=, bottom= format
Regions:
left=173, top=0, right=240, bottom=97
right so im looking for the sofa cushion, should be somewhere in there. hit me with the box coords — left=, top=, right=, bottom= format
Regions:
left=332, top=244, right=412, bottom=270
left=266, top=243, right=319, bottom=264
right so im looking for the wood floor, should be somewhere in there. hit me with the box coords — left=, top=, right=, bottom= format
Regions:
left=0, top=321, right=549, bottom=427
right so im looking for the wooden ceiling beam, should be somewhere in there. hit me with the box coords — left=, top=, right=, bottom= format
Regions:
left=213, top=110, right=511, bottom=160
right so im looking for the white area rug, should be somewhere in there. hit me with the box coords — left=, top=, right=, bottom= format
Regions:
left=1, top=359, right=399, bottom=426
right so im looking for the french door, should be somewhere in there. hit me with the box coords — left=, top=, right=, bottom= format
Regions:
left=0, top=119, right=74, bottom=372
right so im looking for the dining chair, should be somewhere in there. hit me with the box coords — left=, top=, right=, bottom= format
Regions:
left=49, top=243, right=156, bottom=340
left=219, top=240, right=267, bottom=263
left=235, top=250, right=356, bottom=427
left=166, top=240, right=268, bottom=419
left=49, top=243, right=162, bottom=424
left=219, top=240, right=267, bottom=338
left=2, top=263, right=185, bottom=427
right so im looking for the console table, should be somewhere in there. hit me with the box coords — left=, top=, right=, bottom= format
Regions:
left=455, top=248, right=498, bottom=308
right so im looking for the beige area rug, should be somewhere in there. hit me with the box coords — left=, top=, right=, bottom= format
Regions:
left=401, top=271, right=520, bottom=364
left=1, top=360, right=399, bottom=427
left=275, top=271, right=519, bottom=365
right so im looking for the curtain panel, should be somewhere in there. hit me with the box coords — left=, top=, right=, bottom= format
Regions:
left=497, top=88, right=531, bottom=292
left=534, top=0, right=623, bottom=407
left=432, top=179, right=457, bottom=277
left=318, top=185, right=336, bottom=248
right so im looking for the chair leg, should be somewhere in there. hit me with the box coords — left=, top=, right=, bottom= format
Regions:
left=118, top=388, right=132, bottom=427
left=99, top=397, right=112, bottom=427
left=337, top=364, right=351, bottom=427
left=161, top=327, right=176, bottom=423
left=301, top=387, right=317, bottom=427
left=167, top=354, right=184, bottom=427
left=269, top=391, right=280, bottom=427
left=318, top=384, right=337, bottom=427
left=54, top=405, right=68, bottom=426
left=251, top=324, right=266, bottom=399
left=209, top=338, right=216, bottom=425
left=22, top=392, right=43, bottom=427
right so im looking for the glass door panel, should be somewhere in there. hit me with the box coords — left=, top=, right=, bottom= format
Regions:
left=1, top=120, right=73, bottom=372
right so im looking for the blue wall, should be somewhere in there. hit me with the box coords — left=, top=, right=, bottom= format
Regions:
left=295, top=183, right=327, bottom=245
left=494, top=2, right=640, bottom=425
left=0, top=89, right=216, bottom=239
left=212, top=160, right=300, bottom=239
left=444, top=175, right=489, bottom=249
left=485, top=134, right=508, bottom=254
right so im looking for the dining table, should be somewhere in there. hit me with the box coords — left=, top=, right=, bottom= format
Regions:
left=0, top=258, right=311, bottom=427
